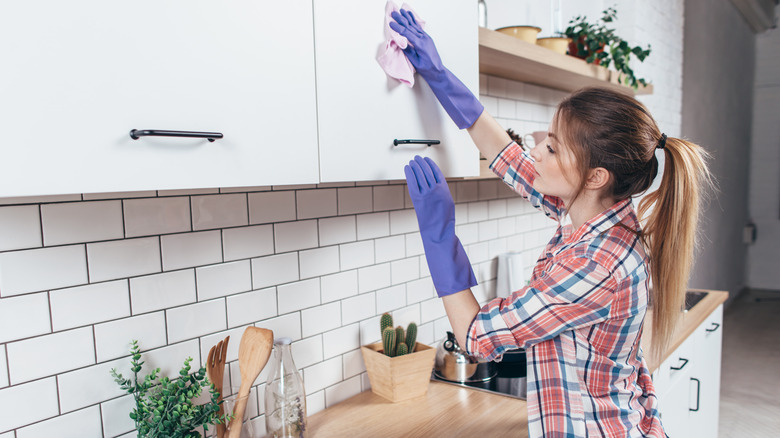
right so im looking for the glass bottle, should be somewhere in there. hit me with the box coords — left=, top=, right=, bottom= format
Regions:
left=265, top=337, right=307, bottom=438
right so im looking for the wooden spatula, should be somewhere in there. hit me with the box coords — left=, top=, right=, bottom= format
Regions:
left=206, top=336, right=230, bottom=438
left=227, top=327, right=274, bottom=438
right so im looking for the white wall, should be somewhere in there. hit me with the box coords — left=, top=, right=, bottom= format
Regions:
left=681, top=0, right=757, bottom=298
left=747, top=5, right=780, bottom=290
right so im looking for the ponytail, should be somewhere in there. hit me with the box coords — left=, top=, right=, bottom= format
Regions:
left=637, top=137, right=713, bottom=360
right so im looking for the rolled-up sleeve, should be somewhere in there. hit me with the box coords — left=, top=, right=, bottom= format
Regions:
left=466, top=256, right=618, bottom=361
left=490, top=141, right=565, bottom=222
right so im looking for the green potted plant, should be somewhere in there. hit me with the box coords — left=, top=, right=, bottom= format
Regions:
left=110, top=340, right=230, bottom=437
left=361, top=313, right=436, bottom=402
left=564, top=7, right=652, bottom=89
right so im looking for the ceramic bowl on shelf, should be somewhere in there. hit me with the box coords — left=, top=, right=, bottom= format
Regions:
left=536, top=37, right=573, bottom=55
left=495, top=25, right=542, bottom=44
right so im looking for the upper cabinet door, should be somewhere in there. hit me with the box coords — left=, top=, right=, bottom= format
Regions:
left=0, top=1, right=319, bottom=198
left=313, top=0, right=480, bottom=182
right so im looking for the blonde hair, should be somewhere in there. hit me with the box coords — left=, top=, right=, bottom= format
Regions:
left=553, top=87, right=713, bottom=359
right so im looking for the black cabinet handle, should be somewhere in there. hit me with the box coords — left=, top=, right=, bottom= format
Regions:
left=130, top=129, right=223, bottom=142
left=393, top=139, right=440, bottom=147
left=689, top=377, right=701, bottom=412
left=705, top=322, right=720, bottom=333
left=670, top=357, right=689, bottom=371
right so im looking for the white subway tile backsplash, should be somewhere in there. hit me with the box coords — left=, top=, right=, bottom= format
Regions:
left=457, top=181, right=479, bottom=203
left=468, top=201, right=489, bottom=223
left=130, top=269, right=196, bottom=314
left=196, top=260, right=252, bottom=301
left=223, top=224, right=274, bottom=261
left=303, top=356, right=342, bottom=394
left=0, top=245, right=87, bottom=297
left=0, top=347, right=7, bottom=388
left=341, top=293, right=376, bottom=325
left=82, top=190, right=157, bottom=200
left=318, top=216, right=357, bottom=246
left=101, top=394, right=135, bottom=437
left=0, top=205, right=41, bottom=251
left=356, top=212, right=389, bottom=240
left=375, top=235, right=405, bottom=263
left=498, top=97, right=517, bottom=118
left=321, top=270, right=358, bottom=303
left=0, top=377, right=59, bottom=433
left=251, top=252, right=299, bottom=289
left=376, top=284, right=406, bottom=314
left=373, top=185, right=404, bottom=211
left=479, top=220, right=499, bottom=241
left=191, top=193, right=248, bottom=230
left=41, top=201, right=123, bottom=246
left=260, top=312, right=302, bottom=342
left=456, top=223, right=480, bottom=245
left=274, top=220, right=318, bottom=253
left=248, top=191, right=296, bottom=224
left=161, top=230, right=222, bottom=271
left=7, top=327, right=94, bottom=384
left=406, top=278, right=435, bottom=304
left=339, top=240, right=375, bottom=270
left=357, top=263, right=391, bottom=294
left=292, top=336, right=324, bottom=369
left=322, top=323, right=360, bottom=359
left=498, top=217, right=516, bottom=237
left=87, top=237, right=161, bottom=282
left=297, top=189, right=337, bottom=219
left=342, top=349, right=366, bottom=379
left=488, top=199, right=508, bottom=219
left=0, top=293, right=50, bottom=343
left=405, top=232, right=424, bottom=257
left=124, top=196, right=191, bottom=237
left=226, top=287, right=277, bottom=328
left=16, top=405, right=102, bottom=438
left=50, top=280, right=130, bottom=331
left=301, top=302, right=341, bottom=337
left=325, top=375, right=362, bottom=408
left=166, top=300, right=227, bottom=344
left=300, top=246, right=340, bottom=279
left=277, top=278, right=320, bottom=314
left=389, top=209, right=417, bottom=235
left=487, top=75, right=508, bottom=97
left=420, top=297, right=446, bottom=324
left=307, top=390, right=326, bottom=417
left=94, top=312, right=167, bottom=362
left=337, top=187, right=372, bottom=215
left=391, top=258, right=419, bottom=285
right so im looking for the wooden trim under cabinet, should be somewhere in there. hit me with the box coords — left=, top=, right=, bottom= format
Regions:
left=479, top=27, right=653, bottom=96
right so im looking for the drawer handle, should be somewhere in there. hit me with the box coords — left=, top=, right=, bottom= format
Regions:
left=129, top=129, right=223, bottom=142
left=393, top=139, right=440, bottom=147
left=689, top=377, right=701, bottom=412
left=705, top=322, right=720, bottom=333
left=670, top=357, right=689, bottom=371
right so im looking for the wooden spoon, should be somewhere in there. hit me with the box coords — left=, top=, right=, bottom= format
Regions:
left=206, top=336, right=230, bottom=438
left=227, top=327, right=274, bottom=438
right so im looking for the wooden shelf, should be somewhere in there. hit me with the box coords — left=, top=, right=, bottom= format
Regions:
left=479, top=27, right=653, bottom=96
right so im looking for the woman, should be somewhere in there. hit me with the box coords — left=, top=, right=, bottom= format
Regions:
left=392, top=9, right=712, bottom=438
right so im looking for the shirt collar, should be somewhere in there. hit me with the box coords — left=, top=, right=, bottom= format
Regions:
left=563, top=198, right=637, bottom=243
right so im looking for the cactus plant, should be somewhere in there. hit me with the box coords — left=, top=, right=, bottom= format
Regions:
left=405, top=322, right=417, bottom=352
left=380, top=313, right=394, bottom=334
left=395, top=326, right=405, bottom=347
left=382, top=327, right=396, bottom=357
left=396, top=342, right=409, bottom=356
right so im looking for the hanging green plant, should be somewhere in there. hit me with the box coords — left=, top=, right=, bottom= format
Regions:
left=564, top=7, right=652, bottom=89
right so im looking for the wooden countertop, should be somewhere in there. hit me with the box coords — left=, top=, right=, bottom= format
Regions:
left=307, top=289, right=727, bottom=437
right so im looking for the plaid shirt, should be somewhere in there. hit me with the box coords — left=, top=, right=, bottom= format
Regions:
left=466, top=142, right=665, bottom=437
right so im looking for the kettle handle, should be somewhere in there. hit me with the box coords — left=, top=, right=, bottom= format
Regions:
left=444, top=331, right=458, bottom=352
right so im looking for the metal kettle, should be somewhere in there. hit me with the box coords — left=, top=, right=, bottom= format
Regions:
left=434, top=331, right=497, bottom=383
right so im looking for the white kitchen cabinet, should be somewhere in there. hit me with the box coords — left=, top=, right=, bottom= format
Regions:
left=313, top=0, right=480, bottom=182
left=654, top=304, right=723, bottom=437
left=0, top=1, right=319, bottom=198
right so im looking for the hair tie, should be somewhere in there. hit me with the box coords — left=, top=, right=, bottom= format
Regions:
left=656, top=133, right=667, bottom=150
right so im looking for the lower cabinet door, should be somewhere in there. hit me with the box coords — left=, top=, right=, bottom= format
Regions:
left=690, top=305, right=723, bottom=438
left=0, top=0, right=319, bottom=197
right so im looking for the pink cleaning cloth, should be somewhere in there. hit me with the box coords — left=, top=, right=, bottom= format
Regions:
left=376, top=1, right=426, bottom=87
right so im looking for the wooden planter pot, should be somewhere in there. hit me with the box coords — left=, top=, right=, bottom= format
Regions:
left=360, top=342, right=436, bottom=402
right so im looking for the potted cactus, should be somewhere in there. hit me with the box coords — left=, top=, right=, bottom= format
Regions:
left=360, top=313, right=436, bottom=402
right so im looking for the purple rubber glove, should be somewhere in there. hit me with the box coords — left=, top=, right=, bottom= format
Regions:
left=390, top=9, right=483, bottom=129
left=405, top=155, right=477, bottom=297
